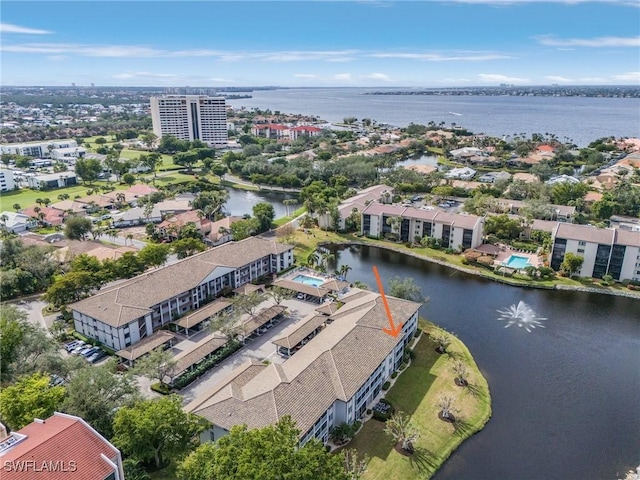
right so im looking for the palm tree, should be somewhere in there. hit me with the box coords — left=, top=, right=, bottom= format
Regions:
left=125, top=233, right=134, bottom=246
left=384, top=411, right=420, bottom=454
left=337, top=264, right=352, bottom=280
left=306, top=251, right=319, bottom=268
left=12, top=203, right=21, bottom=212
left=115, top=192, right=126, bottom=207
left=320, top=252, right=335, bottom=271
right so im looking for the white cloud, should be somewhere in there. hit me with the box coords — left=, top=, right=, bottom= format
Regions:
left=0, top=23, right=52, bottom=35
left=333, top=73, right=352, bottom=81
left=536, top=35, right=640, bottom=47
left=360, top=73, right=391, bottom=81
left=612, top=71, right=640, bottom=81
left=478, top=73, right=530, bottom=83
left=545, top=75, right=573, bottom=83
left=370, top=52, right=512, bottom=61
left=294, top=74, right=317, bottom=78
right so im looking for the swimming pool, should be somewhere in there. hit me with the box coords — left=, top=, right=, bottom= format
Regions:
left=503, top=255, right=532, bottom=269
left=292, top=274, right=325, bottom=287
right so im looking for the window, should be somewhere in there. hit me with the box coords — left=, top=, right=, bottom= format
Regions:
left=578, top=241, right=586, bottom=246
left=577, top=248, right=585, bottom=253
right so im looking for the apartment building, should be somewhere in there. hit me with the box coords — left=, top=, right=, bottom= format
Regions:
left=26, top=172, right=77, bottom=190
left=150, top=95, right=228, bottom=148
left=251, top=124, right=323, bottom=141
left=186, top=289, right=420, bottom=446
left=550, top=223, right=640, bottom=281
left=0, top=140, right=83, bottom=158
left=70, top=237, right=294, bottom=350
left=0, top=169, right=15, bottom=192
left=361, top=203, right=484, bottom=250
left=0, top=412, right=124, bottom=480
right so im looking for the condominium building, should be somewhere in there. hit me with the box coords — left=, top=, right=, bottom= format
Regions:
left=0, top=140, right=84, bottom=159
left=186, top=288, right=421, bottom=446
left=361, top=203, right=485, bottom=250
left=0, top=169, right=15, bottom=192
left=150, top=95, right=228, bottom=148
left=550, top=223, right=640, bottom=281
left=70, top=237, right=294, bottom=350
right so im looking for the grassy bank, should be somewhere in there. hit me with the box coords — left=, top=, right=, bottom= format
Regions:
left=273, top=206, right=307, bottom=227
left=346, top=321, right=491, bottom=480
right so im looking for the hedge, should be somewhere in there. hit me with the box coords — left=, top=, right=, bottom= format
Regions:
left=381, top=381, right=391, bottom=391
left=150, top=382, right=171, bottom=395
left=172, top=340, right=242, bottom=389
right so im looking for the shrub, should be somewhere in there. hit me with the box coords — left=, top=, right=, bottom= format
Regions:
left=150, top=382, right=171, bottom=395
left=382, top=381, right=391, bottom=391
left=391, top=371, right=398, bottom=379
left=366, top=409, right=372, bottom=415
left=405, top=241, right=413, bottom=248
left=414, top=329, right=422, bottom=338
left=461, top=257, right=469, bottom=265
left=445, top=247, right=456, bottom=254
left=399, top=362, right=408, bottom=371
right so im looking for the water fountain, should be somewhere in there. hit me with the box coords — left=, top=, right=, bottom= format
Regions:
left=497, top=301, right=546, bottom=332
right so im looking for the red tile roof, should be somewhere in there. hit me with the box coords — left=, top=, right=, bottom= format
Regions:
left=2, top=413, right=121, bottom=480
left=21, top=206, right=64, bottom=225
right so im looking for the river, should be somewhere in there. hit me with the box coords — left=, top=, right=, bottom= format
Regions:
left=227, top=88, right=640, bottom=148
left=328, top=244, right=640, bottom=480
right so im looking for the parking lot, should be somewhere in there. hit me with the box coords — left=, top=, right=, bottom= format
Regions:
left=179, top=297, right=320, bottom=404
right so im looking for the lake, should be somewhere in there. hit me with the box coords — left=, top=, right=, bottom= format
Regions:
left=228, top=88, right=640, bottom=147
left=328, top=244, right=640, bottom=480
left=223, top=187, right=295, bottom=219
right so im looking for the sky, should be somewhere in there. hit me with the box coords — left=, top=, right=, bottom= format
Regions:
left=1, top=1, right=639, bottom=87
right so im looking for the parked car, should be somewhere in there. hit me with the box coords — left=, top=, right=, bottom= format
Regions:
left=257, top=326, right=268, bottom=334
left=74, top=346, right=93, bottom=355
left=64, top=340, right=81, bottom=351
left=296, top=293, right=305, bottom=300
left=81, top=347, right=100, bottom=357
left=68, top=342, right=86, bottom=353
left=49, top=374, right=64, bottom=386
left=87, top=350, right=108, bottom=363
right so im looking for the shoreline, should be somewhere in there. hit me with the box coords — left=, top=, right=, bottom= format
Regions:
left=310, top=237, right=640, bottom=300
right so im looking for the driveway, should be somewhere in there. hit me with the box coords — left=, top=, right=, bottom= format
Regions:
left=179, top=298, right=320, bottom=404
left=14, top=298, right=54, bottom=332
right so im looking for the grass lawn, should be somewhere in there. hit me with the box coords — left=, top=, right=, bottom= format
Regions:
left=0, top=182, right=130, bottom=211
left=273, top=206, right=307, bottom=227
left=345, top=321, right=491, bottom=480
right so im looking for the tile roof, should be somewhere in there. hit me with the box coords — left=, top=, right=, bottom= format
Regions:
left=186, top=290, right=420, bottom=436
left=115, top=330, right=176, bottom=362
left=272, top=278, right=330, bottom=297
left=272, top=314, right=328, bottom=349
left=70, top=237, right=294, bottom=327
left=554, top=223, right=616, bottom=244
left=173, top=299, right=232, bottom=329
left=242, top=305, right=286, bottom=335
left=172, top=334, right=230, bottom=378
left=2, top=413, right=121, bottom=480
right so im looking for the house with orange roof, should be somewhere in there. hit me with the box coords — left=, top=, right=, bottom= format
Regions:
left=0, top=412, right=124, bottom=480
left=21, top=206, right=64, bottom=226
left=158, top=210, right=210, bottom=240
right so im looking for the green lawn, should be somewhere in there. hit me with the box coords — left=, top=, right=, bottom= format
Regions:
left=273, top=206, right=307, bottom=227
left=0, top=182, right=130, bottom=211
left=345, top=322, right=491, bottom=480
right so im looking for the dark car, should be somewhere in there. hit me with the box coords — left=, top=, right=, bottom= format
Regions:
left=87, top=350, right=108, bottom=363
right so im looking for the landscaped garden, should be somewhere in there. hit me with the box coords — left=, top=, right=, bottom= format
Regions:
left=344, top=320, right=491, bottom=480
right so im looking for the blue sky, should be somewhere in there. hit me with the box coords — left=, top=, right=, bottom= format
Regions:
left=1, top=1, right=639, bottom=87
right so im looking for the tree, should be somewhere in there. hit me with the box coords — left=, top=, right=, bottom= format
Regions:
left=0, top=372, right=66, bottom=430
left=0, top=305, right=62, bottom=383
left=140, top=152, right=162, bottom=178
left=64, top=216, right=93, bottom=240
left=61, top=360, right=141, bottom=438
left=12, top=203, right=21, bottom=212
left=192, top=190, right=229, bottom=220
left=437, top=395, right=458, bottom=421
left=133, top=347, right=178, bottom=387
left=176, top=416, right=348, bottom=480
left=484, top=214, right=522, bottom=241
left=138, top=243, right=170, bottom=268
left=94, top=137, right=107, bottom=145
left=551, top=182, right=589, bottom=206
left=44, top=270, right=102, bottom=307
left=267, top=285, right=293, bottom=305
left=122, top=172, right=136, bottom=186
left=173, top=150, right=199, bottom=173
left=172, top=237, right=206, bottom=259
left=75, top=158, right=103, bottom=184
left=141, top=132, right=158, bottom=149
left=232, top=291, right=264, bottom=316
left=343, top=449, right=369, bottom=480
left=432, top=331, right=451, bottom=354
left=451, top=360, right=469, bottom=386
left=384, top=411, right=420, bottom=454
left=560, top=252, right=584, bottom=277
left=230, top=218, right=256, bottom=241
left=388, top=276, right=425, bottom=302
left=252, top=202, right=276, bottom=233
left=112, top=395, right=205, bottom=468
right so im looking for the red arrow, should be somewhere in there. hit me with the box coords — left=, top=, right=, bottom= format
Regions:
left=373, top=266, right=403, bottom=338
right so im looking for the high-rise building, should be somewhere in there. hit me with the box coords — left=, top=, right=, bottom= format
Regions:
left=150, top=95, right=228, bottom=148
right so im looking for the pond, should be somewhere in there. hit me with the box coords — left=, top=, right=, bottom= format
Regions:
left=222, top=187, right=297, bottom=219
left=328, top=244, right=640, bottom=480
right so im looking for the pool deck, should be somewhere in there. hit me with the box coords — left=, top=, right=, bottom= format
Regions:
left=494, top=248, right=540, bottom=269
